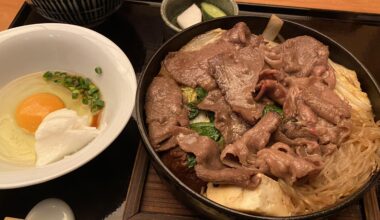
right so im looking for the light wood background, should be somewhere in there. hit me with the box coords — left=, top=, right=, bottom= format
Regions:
left=238, top=0, right=380, bottom=14
left=0, top=0, right=24, bottom=31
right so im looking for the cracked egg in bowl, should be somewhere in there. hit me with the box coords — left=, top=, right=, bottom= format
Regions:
left=0, top=23, right=136, bottom=189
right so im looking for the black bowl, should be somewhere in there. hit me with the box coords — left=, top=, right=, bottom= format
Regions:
left=26, top=0, right=123, bottom=26
left=136, top=15, right=380, bottom=219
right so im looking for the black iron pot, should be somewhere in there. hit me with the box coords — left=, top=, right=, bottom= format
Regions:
left=136, top=15, right=380, bottom=219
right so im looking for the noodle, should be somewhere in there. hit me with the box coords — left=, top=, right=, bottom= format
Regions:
left=279, top=61, right=380, bottom=214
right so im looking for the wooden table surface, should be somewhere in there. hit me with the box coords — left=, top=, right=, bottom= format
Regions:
left=238, top=0, right=380, bottom=14
left=0, top=0, right=24, bottom=31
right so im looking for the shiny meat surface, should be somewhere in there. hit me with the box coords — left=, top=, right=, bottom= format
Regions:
left=209, top=44, right=265, bottom=124
left=197, top=90, right=249, bottom=144
left=163, top=22, right=254, bottom=91
left=177, top=133, right=260, bottom=189
left=221, top=112, right=282, bottom=168
left=144, top=22, right=353, bottom=191
left=256, top=142, right=322, bottom=184
left=265, top=36, right=329, bottom=77
left=145, top=77, right=189, bottom=151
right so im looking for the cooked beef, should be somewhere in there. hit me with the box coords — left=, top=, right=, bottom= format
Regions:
left=221, top=112, right=282, bottom=168
left=145, top=22, right=354, bottom=191
left=314, top=117, right=351, bottom=145
left=301, top=81, right=351, bottom=125
left=315, top=64, right=336, bottom=89
left=163, top=48, right=219, bottom=90
left=177, top=133, right=260, bottom=189
left=281, top=76, right=351, bottom=148
left=161, top=147, right=206, bottom=192
left=163, top=22, right=256, bottom=91
left=145, top=77, right=189, bottom=151
left=223, top=22, right=252, bottom=46
left=259, top=68, right=286, bottom=82
left=197, top=90, right=249, bottom=144
left=265, top=36, right=329, bottom=78
left=209, top=44, right=265, bottom=124
left=255, top=79, right=288, bottom=105
left=256, top=142, right=323, bottom=184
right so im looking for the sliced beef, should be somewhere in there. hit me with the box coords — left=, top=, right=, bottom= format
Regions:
left=197, top=90, right=249, bottom=144
left=265, top=36, right=329, bottom=78
left=313, top=117, right=351, bottom=145
left=281, top=76, right=351, bottom=148
left=145, top=23, right=355, bottom=192
left=161, top=147, right=206, bottom=192
left=256, top=142, right=323, bottom=184
left=163, top=22, right=256, bottom=91
left=221, top=112, right=282, bottom=168
left=223, top=22, right=252, bottom=46
left=145, top=77, right=189, bottom=151
left=301, top=81, right=351, bottom=125
left=255, top=79, right=288, bottom=105
left=209, top=44, right=265, bottom=124
left=177, top=133, right=260, bottom=189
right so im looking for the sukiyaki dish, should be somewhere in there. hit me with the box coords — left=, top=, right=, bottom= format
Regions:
left=144, top=17, right=380, bottom=216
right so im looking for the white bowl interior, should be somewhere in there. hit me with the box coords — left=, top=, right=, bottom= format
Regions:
left=0, top=23, right=136, bottom=188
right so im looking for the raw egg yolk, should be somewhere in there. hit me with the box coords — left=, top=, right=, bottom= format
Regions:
left=16, top=93, right=65, bottom=133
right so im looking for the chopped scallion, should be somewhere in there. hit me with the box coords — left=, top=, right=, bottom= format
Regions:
left=43, top=71, right=105, bottom=112
left=95, top=66, right=102, bottom=75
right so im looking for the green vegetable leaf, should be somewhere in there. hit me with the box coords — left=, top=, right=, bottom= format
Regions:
left=187, top=154, right=197, bottom=168
left=217, top=136, right=225, bottom=148
left=182, top=86, right=208, bottom=120
left=190, top=122, right=221, bottom=141
left=95, top=66, right=102, bottom=75
left=195, top=87, right=207, bottom=102
left=187, top=103, right=199, bottom=119
left=263, top=104, right=284, bottom=118
left=207, top=111, right=215, bottom=123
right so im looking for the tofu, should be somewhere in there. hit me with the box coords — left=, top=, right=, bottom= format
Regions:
left=204, top=174, right=294, bottom=216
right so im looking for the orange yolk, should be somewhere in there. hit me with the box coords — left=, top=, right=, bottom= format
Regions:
left=16, top=93, right=65, bottom=133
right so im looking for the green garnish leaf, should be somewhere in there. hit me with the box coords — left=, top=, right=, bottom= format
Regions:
left=190, top=122, right=221, bottom=142
left=95, top=66, right=102, bottom=75
left=43, top=71, right=53, bottom=80
left=82, top=97, right=89, bottom=105
left=187, top=154, right=197, bottom=168
left=72, top=90, right=79, bottom=99
left=43, top=71, right=104, bottom=112
left=263, top=104, right=284, bottom=118
left=195, top=87, right=207, bottom=102
left=187, top=103, right=199, bottom=120
left=217, top=136, right=225, bottom=149
left=94, top=99, right=105, bottom=107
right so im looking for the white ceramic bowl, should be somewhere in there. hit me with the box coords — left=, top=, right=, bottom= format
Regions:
left=0, top=23, right=136, bottom=189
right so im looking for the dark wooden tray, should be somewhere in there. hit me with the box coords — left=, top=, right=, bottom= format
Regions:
left=124, top=143, right=379, bottom=220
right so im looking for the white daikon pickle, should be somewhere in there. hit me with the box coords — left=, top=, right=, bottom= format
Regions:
left=177, top=4, right=202, bottom=29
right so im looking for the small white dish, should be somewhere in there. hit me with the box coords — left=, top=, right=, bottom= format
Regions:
left=0, top=23, right=136, bottom=189
left=25, top=198, right=75, bottom=220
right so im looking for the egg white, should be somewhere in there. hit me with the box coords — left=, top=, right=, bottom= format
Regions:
left=0, top=72, right=93, bottom=166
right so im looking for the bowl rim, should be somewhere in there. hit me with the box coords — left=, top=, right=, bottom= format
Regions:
left=160, top=0, right=240, bottom=32
left=136, top=15, right=380, bottom=219
left=0, top=23, right=137, bottom=189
